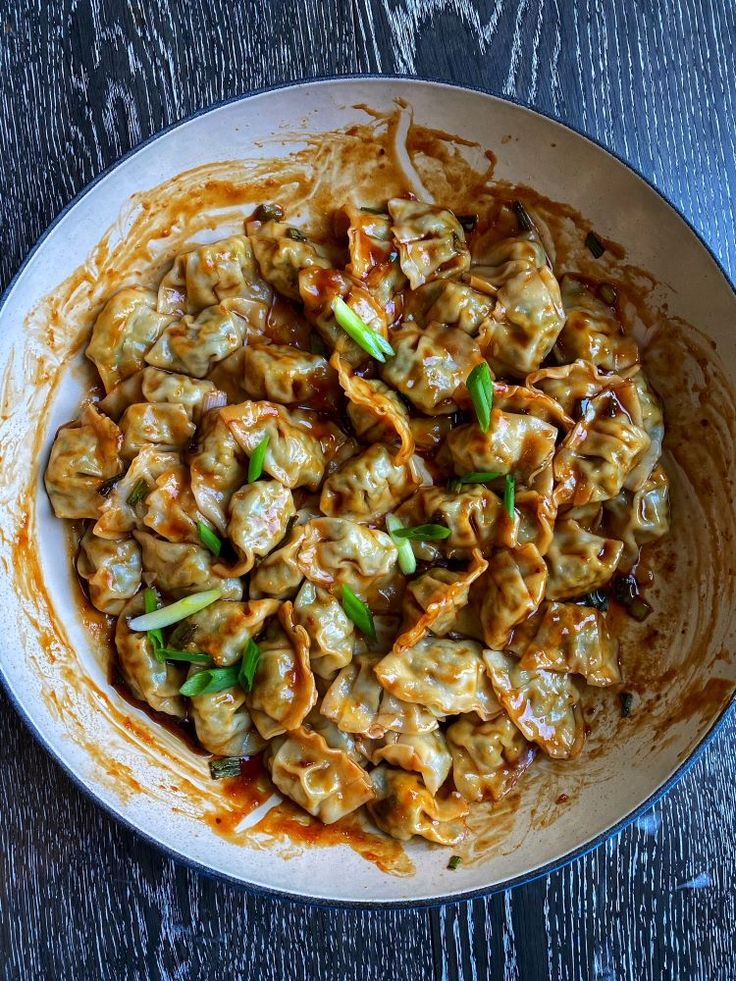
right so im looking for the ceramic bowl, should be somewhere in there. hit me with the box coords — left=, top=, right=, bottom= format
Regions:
left=0, top=77, right=734, bottom=906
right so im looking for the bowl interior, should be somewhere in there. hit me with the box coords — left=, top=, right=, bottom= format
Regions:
left=0, top=78, right=734, bottom=905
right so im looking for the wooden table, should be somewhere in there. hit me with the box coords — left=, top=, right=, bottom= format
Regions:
left=1, top=2, right=734, bottom=978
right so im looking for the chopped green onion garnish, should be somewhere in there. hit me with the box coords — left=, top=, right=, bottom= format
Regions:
left=613, top=574, right=652, bottom=621
left=341, top=585, right=376, bottom=640
left=238, top=638, right=262, bottom=692
left=98, top=472, right=125, bottom=497
left=466, top=362, right=494, bottom=433
left=157, top=649, right=213, bottom=665
left=126, top=478, right=149, bottom=507
left=253, top=202, right=284, bottom=222
left=391, top=524, right=451, bottom=542
left=197, top=521, right=222, bottom=557
left=129, top=588, right=222, bottom=632
left=460, top=471, right=503, bottom=484
left=448, top=479, right=463, bottom=493
left=180, top=665, right=239, bottom=697
left=286, top=227, right=306, bottom=241
left=620, top=692, right=634, bottom=718
left=585, top=231, right=605, bottom=258
left=360, top=205, right=387, bottom=215
left=456, top=213, right=478, bottom=233
left=576, top=589, right=609, bottom=612
left=143, top=588, right=165, bottom=653
left=512, top=200, right=534, bottom=232
left=248, top=435, right=270, bottom=483
left=598, top=283, right=617, bottom=306
left=447, top=855, right=462, bottom=870
left=331, top=297, right=395, bottom=362
left=504, top=474, right=516, bottom=518
left=386, top=514, right=417, bottom=575
left=209, top=757, right=243, bottom=780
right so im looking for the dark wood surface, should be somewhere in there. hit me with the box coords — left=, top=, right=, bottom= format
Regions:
left=1, top=2, right=734, bottom=978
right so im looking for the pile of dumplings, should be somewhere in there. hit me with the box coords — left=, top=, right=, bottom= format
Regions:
left=45, top=197, right=669, bottom=846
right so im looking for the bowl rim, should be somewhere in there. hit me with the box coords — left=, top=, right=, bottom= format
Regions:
left=1, top=72, right=734, bottom=910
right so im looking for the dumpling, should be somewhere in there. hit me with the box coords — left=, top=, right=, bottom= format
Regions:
left=443, top=410, right=558, bottom=485
left=320, top=445, right=421, bottom=522
left=296, top=518, right=401, bottom=612
left=93, top=448, right=180, bottom=540
left=622, top=369, right=665, bottom=490
left=395, top=486, right=505, bottom=557
left=302, top=707, right=365, bottom=762
left=446, top=714, right=537, bottom=802
left=545, top=518, right=623, bottom=600
left=86, top=287, right=171, bottom=393
left=603, top=463, right=670, bottom=569
left=157, top=235, right=270, bottom=316
left=394, top=550, right=488, bottom=653
left=380, top=321, right=484, bottom=415
left=177, top=598, right=279, bottom=666
left=483, top=650, right=585, bottom=760
left=114, top=594, right=185, bottom=717
left=332, top=353, right=414, bottom=465
left=249, top=520, right=308, bottom=600
left=44, top=403, right=123, bottom=520
left=476, top=543, right=547, bottom=648
left=243, top=342, right=338, bottom=409
left=266, top=727, right=374, bottom=823
left=368, top=731, right=452, bottom=795
left=119, top=403, right=195, bottom=461
left=388, top=199, right=470, bottom=289
left=554, top=381, right=650, bottom=506
left=293, top=581, right=355, bottom=679
left=404, top=278, right=493, bottom=335
left=145, top=300, right=250, bottom=378
left=219, top=401, right=325, bottom=490
left=100, top=367, right=218, bottom=423
left=554, top=275, right=639, bottom=372
left=133, top=530, right=242, bottom=599
left=248, top=219, right=331, bottom=300
left=189, top=409, right=248, bottom=534
left=76, top=529, right=141, bottom=614
left=375, top=638, right=500, bottom=719
left=526, top=359, right=620, bottom=419
left=320, top=654, right=439, bottom=738
left=246, top=602, right=316, bottom=739
left=368, top=766, right=468, bottom=845
left=344, top=205, right=395, bottom=278
left=142, top=464, right=201, bottom=543
left=472, top=236, right=564, bottom=376
left=225, top=481, right=295, bottom=574
left=513, top=601, right=621, bottom=686
left=515, top=489, right=557, bottom=556
left=189, top=680, right=265, bottom=758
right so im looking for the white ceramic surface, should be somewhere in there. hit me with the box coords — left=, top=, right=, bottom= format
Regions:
left=0, top=78, right=734, bottom=906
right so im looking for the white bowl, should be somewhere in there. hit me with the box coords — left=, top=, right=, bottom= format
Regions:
left=1, top=77, right=734, bottom=907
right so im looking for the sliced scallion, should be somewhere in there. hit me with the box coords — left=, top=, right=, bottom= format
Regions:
left=613, top=574, right=653, bottom=622
left=143, top=588, right=165, bottom=654
left=576, top=589, right=609, bottom=612
left=360, top=205, right=387, bottom=215
left=504, top=474, right=516, bottom=518
left=129, top=588, right=222, bottom=632
left=598, top=283, right=617, bottom=306
left=385, top=514, right=417, bottom=575
left=209, top=757, right=243, bottom=780
left=620, top=692, right=634, bottom=718
left=253, top=203, right=284, bottom=222
left=98, top=473, right=125, bottom=497
left=585, top=231, right=605, bottom=258
left=157, top=649, right=213, bottom=665
left=238, top=638, right=262, bottom=692
left=286, top=227, right=306, bottom=241
left=512, top=200, right=534, bottom=232
left=197, top=521, right=222, bottom=557
left=248, top=435, right=270, bottom=483
left=391, top=524, right=451, bottom=542
left=331, top=297, right=395, bottom=362
left=460, top=471, right=503, bottom=484
left=447, top=855, right=462, bottom=870
left=341, top=585, right=376, bottom=640
left=126, top=478, right=149, bottom=507
left=466, top=362, right=494, bottom=433
left=180, top=665, right=240, bottom=697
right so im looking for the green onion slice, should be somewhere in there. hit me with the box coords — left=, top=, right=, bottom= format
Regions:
left=391, top=524, right=451, bottom=542
left=180, top=665, right=239, bottom=697
left=598, top=283, right=617, bottom=306
left=504, top=474, right=516, bottom=518
left=197, top=521, right=222, bottom=557
left=585, top=231, right=605, bottom=258
left=129, top=588, right=222, bottom=632
left=460, top=471, right=503, bottom=484
left=209, top=757, right=243, bottom=780
left=238, top=638, right=262, bottom=692
left=253, top=203, right=284, bottom=222
left=620, top=692, right=634, bottom=718
left=98, top=473, right=125, bottom=497
left=248, top=435, right=270, bottom=483
left=331, top=297, right=395, bottom=362
left=157, top=648, right=213, bottom=665
left=447, top=855, right=463, bottom=870
left=126, top=478, right=149, bottom=507
left=143, top=588, right=165, bottom=654
left=466, top=362, right=494, bottom=433
left=341, top=585, right=376, bottom=640
left=385, top=514, right=417, bottom=575
left=286, top=227, right=305, bottom=241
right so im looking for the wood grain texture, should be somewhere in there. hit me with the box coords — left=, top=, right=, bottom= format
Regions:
left=1, top=1, right=735, bottom=979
